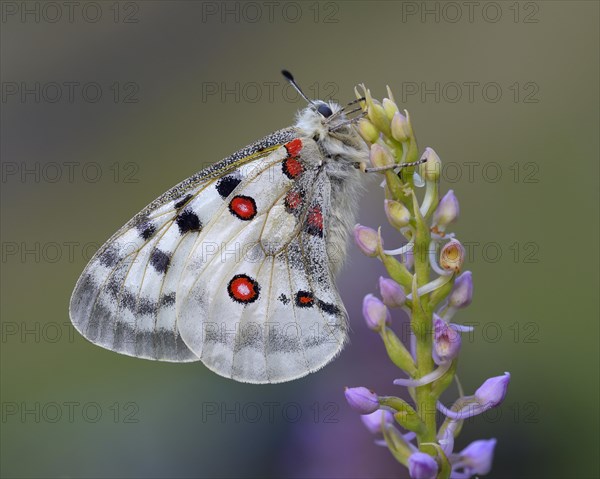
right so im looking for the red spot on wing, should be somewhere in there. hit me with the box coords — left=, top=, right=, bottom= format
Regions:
left=284, top=190, right=303, bottom=211
left=284, top=138, right=303, bottom=157
left=304, top=205, right=324, bottom=237
left=228, top=274, right=260, bottom=304
left=283, top=139, right=304, bottom=179
left=308, top=206, right=323, bottom=231
left=229, top=195, right=257, bottom=221
left=295, top=291, right=314, bottom=308
left=283, top=157, right=303, bottom=179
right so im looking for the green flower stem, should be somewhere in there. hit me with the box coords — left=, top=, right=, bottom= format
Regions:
left=412, top=290, right=437, bottom=446
left=384, top=170, right=413, bottom=210
left=411, top=192, right=431, bottom=289
left=392, top=179, right=438, bottom=449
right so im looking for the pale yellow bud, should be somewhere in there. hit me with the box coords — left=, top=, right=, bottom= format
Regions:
left=385, top=199, right=411, bottom=229
left=357, top=119, right=379, bottom=143
left=420, top=147, right=442, bottom=182
left=383, top=98, right=399, bottom=120
left=391, top=112, right=411, bottom=143
left=370, top=144, right=395, bottom=168
left=368, top=102, right=392, bottom=136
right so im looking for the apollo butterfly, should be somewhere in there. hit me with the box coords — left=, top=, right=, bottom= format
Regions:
left=70, top=72, right=379, bottom=383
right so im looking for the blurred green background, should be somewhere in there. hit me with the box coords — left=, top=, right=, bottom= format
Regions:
left=1, top=1, right=598, bottom=478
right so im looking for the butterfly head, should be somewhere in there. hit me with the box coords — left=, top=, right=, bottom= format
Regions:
left=281, top=70, right=368, bottom=164
left=294, top=101, right=368, bottom=164
left=294, top=100, right=343, bottom=136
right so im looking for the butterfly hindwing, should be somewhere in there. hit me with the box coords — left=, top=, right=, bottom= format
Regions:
left=70, top=129, right=349, bottom=383
left=177, top=148, right=348, bottom=383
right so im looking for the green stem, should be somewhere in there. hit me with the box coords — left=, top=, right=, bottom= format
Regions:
left=409, top=193, right=437, bottom=448
left=385, top=116, right=442, bottom=455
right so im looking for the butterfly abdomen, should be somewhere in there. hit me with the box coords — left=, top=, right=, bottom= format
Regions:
left=324, top=162, right=365, bottom=276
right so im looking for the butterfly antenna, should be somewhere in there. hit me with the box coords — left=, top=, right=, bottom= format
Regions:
left=346, top=97, right=366, bottom=106
left=281, top=70, right=317, bottom=107
left=359, top=157, right=427, bottom=173
left=329, top=110, right=368, bottom=132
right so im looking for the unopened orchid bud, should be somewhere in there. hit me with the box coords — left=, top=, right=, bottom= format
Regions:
left=379, top=277, right=406, bottom=308
left=383, top=98, right=399, bottom=120
left=420, top=147, right=442, bottom=182
left=456, top=438, right=497, bottom=475
left=385, top=199, right=411, bottom=229
left=433, top=190, right=459, bottom=230
left=440, top=239, right=465, bottom=272
left=354, top=224, right=380, bottom=257
left=357, top=118, right=379, bottom=144
left=344, top=387, right=380, bottom=414
left=370, top=143, right=395, bottom=168
left=449, top=271, right=473, bottom=308
left=362, top=294, right=391, bottom=331
left=361, top=409, right=394, bottom=434
left=364, top=89, right=392, bottom=137
left=391, top=112, right=411, bottom=143
left=408, top=452, right=438, bottom=479
left=433, top=316, right=461, bottom=362
left=475, top=373, right=511, bottom=408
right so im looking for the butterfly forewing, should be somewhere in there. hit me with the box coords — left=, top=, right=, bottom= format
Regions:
left=70, top=128, right=348, bottom=382
left=69, top=128, right=295, bottom=363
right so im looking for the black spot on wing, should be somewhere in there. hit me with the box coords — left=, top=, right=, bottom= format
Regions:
left=120, top=291, right=137, bottom=311
left=137, top=298, right=157, bottom=315
left=174, top=194, right=193, bottom=209
left=216, top=175, right=242, bottom=199
left=137, top=222, right=156, bottom=240
left=278, top=293, right=290, bottom=305
left=176, top=209, right=202, bottom=234
left=150, top=249, right=171, bottom=274
left=317, top=299, right=341, bottom=316
left=161, top=292, right=176, bottom=307
left=98, top=246, right=119, bottom=267
left=106, top=276, right=121, bottom=298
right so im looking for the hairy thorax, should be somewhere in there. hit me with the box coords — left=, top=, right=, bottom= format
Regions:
left=294, top=104, right=369, bottom=277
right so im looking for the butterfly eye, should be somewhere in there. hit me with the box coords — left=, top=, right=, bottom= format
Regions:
left=317, top=103, right=333, bottom=118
